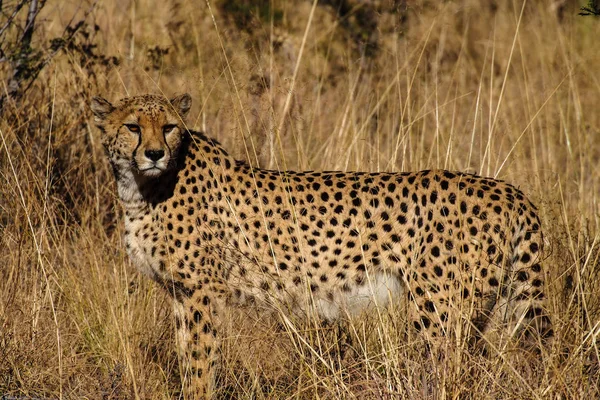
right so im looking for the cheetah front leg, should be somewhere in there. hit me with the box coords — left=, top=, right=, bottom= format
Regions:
left=173, top=295, right=221, bottom=399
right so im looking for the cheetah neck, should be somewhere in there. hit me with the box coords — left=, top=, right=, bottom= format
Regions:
left=114, top=167, right=183, bottom=219
left=114, top=165, right=150, bottom=205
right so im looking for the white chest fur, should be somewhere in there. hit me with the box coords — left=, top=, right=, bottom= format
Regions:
left=124, top=215, right=159, bottom=279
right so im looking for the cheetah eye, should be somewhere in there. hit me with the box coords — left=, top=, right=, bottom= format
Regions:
left=124, top=124, right=141, bottom=134
left=163, top=124, right=177, bottom=134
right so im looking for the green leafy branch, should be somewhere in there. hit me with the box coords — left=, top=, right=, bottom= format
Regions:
left=579, top=0, right=600, bottom=16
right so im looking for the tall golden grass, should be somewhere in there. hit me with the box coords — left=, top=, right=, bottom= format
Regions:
left=1, top=0, right=599, bottom=398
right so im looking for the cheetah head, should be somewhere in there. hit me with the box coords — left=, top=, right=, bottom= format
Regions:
left=91, top=93, right=191, bottom=178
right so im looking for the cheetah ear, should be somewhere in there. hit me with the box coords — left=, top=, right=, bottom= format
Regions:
left=91, top=96, right=115, bottom=122
left=170, top=93, right=192, bottom=118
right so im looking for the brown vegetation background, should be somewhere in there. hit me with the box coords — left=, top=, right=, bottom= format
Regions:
left=1, top=0, right=599, bottom=398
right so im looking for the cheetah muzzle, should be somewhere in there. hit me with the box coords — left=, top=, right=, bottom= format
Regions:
left=91, top=93, right=551, bottom=399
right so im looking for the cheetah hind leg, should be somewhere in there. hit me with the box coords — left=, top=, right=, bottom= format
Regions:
left=480, top=294, right=551, bottom=360
left=482, top=242, right=552, bottom=354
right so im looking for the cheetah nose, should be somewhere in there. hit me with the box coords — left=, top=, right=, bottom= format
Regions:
left=145, top=149, right=165, bottom=162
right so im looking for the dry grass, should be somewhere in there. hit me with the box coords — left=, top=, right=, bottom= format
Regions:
left=1, top=0, right=599, bottom=398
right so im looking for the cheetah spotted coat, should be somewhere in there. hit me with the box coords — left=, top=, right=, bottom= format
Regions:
left=91, top=94, right=550, bottom=398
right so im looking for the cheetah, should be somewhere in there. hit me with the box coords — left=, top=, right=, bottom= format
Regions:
left=91, top=93, right=551, bottom=398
